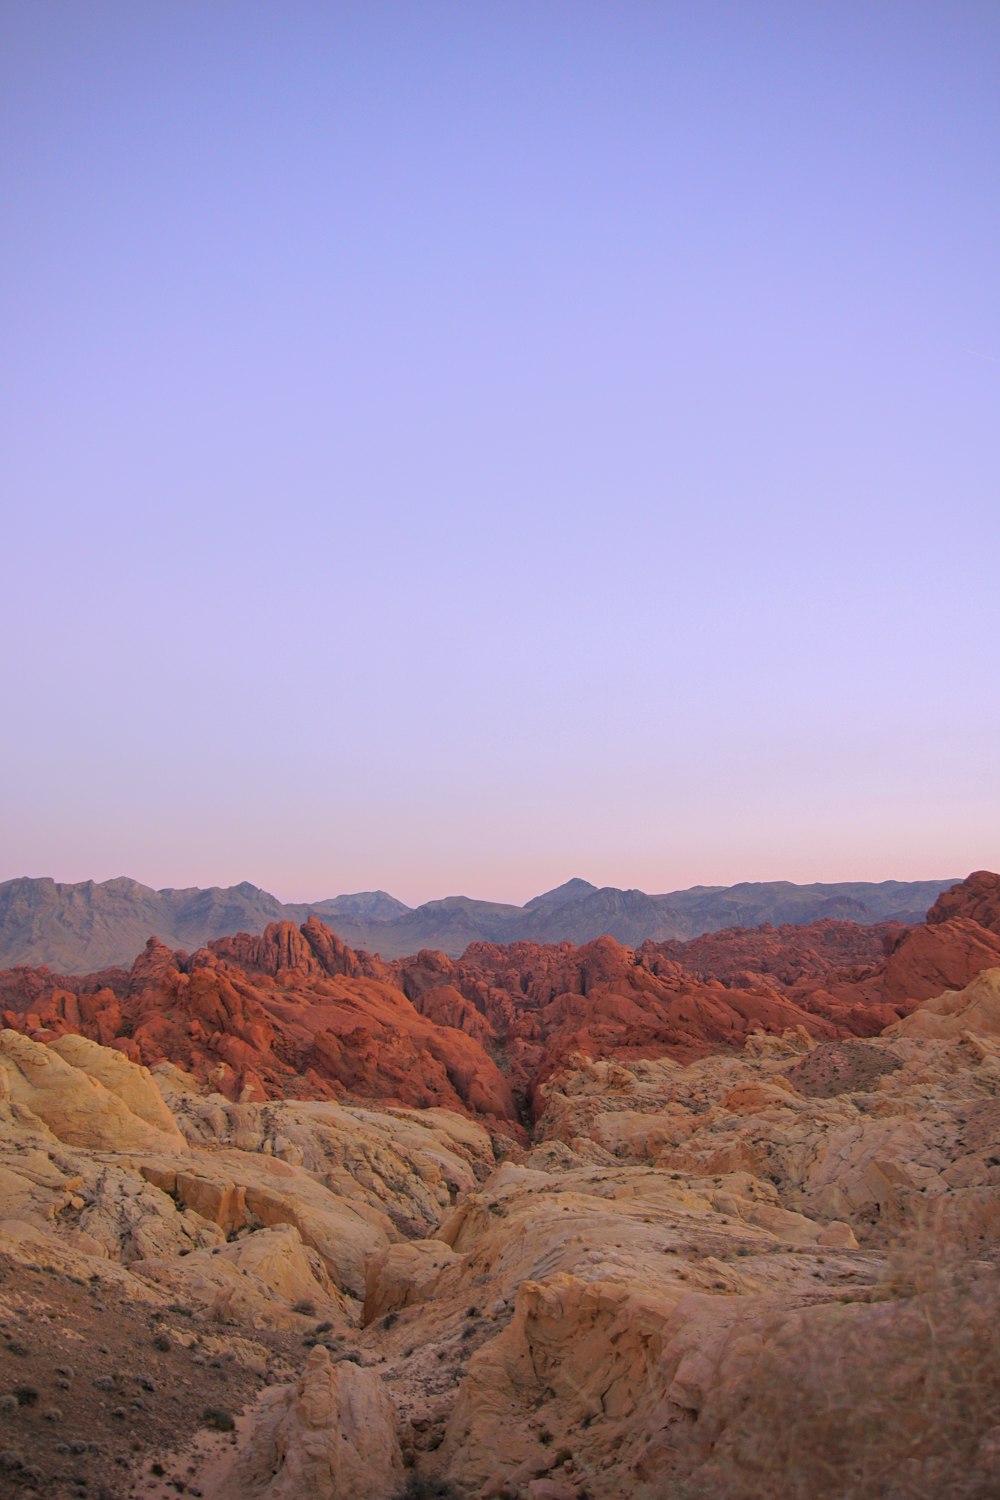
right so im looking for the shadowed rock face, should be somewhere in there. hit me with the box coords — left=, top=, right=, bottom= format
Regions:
left=927, top=869, right=1000, bottom=935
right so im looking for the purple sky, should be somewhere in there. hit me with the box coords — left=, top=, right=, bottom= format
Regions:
left=2, top=2, right=998, bottom=906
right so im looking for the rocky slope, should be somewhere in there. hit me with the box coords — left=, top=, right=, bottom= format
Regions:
left=1, top=907, right=999, bottom=1498
left=1, top=872, right=998, bottom=1499
left=0, top=874, right=955, bottom=970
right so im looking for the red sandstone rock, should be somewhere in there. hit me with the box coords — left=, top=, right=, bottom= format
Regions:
left=4, top=875, right=999, bottom=1130
left=880, top=917, right=1000, bottom=1006
left=926, top=870, right=1000, bottom=936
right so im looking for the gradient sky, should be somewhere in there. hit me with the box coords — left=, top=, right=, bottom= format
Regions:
left=2, top=1, right=998, bottom=906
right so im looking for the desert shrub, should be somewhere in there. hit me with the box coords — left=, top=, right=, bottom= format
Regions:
left=202, top=1407, right=235, bottom=1432
left=395, top=1476, right=462, bottom=1499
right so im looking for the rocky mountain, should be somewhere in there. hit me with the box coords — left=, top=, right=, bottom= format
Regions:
left=0, top=872, right=957, bottom=971
left=1, top=872, right=999, bottom=1498
left=3, top=874, right=996, bottom=1124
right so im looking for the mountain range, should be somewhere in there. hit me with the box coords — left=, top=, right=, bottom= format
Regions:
left=0, top=872, right=956, bottom=972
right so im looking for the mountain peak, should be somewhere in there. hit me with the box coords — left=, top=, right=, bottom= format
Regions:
left=524, top=878, right=599, bottom=911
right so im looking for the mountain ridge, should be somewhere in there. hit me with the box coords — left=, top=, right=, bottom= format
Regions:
left=0, top=871, right=958, bottom=972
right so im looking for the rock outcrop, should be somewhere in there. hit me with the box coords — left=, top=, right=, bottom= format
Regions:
left=886, top=965, right=1000, bottom=1041
left=0, top=931, right=516, bottom=1126
left=215, top=1345, right=403, bottom=1500
left=926, top=869, right=1000, bottom=934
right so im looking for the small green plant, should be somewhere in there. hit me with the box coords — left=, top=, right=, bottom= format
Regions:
left=202, top=1407, right=235, bottom=1432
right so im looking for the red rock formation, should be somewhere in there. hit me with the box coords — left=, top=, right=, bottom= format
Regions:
left=3, top=874, right=998, bottom=1130
left=389, top=928, right=914, bottom=1107
left=1, top=930, right=514, bottom=1127
left=926, top=870, right=1000, bottom=936
left=879, top=917, right=1000, bottom=1006
left=640, top=918, right=902, bottom=989
left=210, top=917, right=390, bottom=982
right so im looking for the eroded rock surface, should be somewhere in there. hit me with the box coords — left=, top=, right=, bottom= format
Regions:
left=2, top=881, right=1000, bottom=1500
left=215, top=1345, right=403, bottom=1500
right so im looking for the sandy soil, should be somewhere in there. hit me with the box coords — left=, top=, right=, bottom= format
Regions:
left=0, top=1253, right=301, bottom=1500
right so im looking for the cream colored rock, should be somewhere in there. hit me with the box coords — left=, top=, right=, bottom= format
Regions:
left=134, top=1224, right=351, bottom=1326
left=364, top=1239, right=463, bottom=1323
left=216, top=1345, right=404, bottom=1500
left=886, top=966, right=1000, bottom=1040
left=4, top=1011, right=999, bottom=1500
left=0, top=1029, right=185, bottom=1151
left=49, top=1032, right=187, bottom=1144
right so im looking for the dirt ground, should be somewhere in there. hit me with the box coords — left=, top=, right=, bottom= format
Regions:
left=0, top=1253, right=304, bottom=1500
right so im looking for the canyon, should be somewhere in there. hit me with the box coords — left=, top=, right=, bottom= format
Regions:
left=0, top=871, right=998, bottom=1499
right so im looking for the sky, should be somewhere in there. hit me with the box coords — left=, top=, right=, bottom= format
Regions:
left=2, top=1, right=998, bottom=906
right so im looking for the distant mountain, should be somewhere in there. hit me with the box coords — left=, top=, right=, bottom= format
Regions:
left=308, top=891, right=412, bottom=922
left=0, top=873, right=959, bottom=973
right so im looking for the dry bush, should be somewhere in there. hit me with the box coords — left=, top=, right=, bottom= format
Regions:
left=675, top=1232, right=1000, bottom=1500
